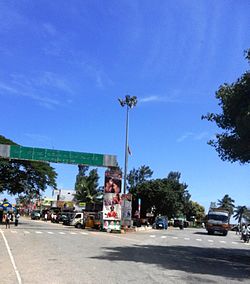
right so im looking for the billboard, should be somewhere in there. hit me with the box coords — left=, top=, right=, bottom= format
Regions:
left=104, top=170, right=122, bottom=193
left=103, top=169, right=122, bottom=231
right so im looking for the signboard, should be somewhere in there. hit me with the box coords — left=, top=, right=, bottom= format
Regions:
left=0, top=144, right=117, bottom=168
left=104, top=169, right=122, bottom=193
left=103, top=169, right=122, bottom=231
left=121, top=193, right=132, bottom=227
left=103, top=220, right=121, bottom=231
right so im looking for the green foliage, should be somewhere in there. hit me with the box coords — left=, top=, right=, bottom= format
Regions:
left=202, top=48, right=250, bottom=164
left=243, top=208, right=250, bottom=223
left=127, top=165, right=153, bottom=193
left=217, top=194, right=235, bottom=216
left=133, top=171, right=190, bottom=218
left=184, top=201, right=205, bottom=222
left=233, top=205, right=248, bottom=225
left=0, top=135, right=57, bottom=196
left=74, top=166, right=101, bottom=204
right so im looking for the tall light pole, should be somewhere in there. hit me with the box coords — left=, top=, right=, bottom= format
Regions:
left=118, top=95, right=137, bottom=194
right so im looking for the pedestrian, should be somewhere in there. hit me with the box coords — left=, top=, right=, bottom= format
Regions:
left=15, top=212, right=20, bottom=226
left=236, top=224, right=240, bottom=235
left=44, top=212, right=48, bottom=222
left=5, top=213, right=10, bottom=229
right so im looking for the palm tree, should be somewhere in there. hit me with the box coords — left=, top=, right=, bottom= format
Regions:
left=233, top=205, right=247, bottom=226
left=217, top=194, right=235, bottom=216
left=74, top=168, right=100, bottom=205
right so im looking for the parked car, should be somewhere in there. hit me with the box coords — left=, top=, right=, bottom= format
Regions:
left=155, top=216, right=168, bottom=230
left=63, top=212, right=85, bottom=226
left=31, top=210, right=41, bottom=220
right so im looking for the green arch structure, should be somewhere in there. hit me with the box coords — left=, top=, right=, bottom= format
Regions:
left=0, top=144, right=117, bottom=168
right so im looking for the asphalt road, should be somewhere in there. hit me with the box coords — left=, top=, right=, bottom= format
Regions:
left=1, top=218, right=249, bottom=284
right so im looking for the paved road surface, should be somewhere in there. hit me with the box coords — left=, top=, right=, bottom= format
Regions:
left=1, top=218, right=249, bottom=284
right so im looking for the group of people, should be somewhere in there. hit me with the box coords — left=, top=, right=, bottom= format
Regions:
left=2, top=212, right=20, bottom=228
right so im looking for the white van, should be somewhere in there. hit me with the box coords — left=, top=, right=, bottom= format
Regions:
left=68, top=212, right=86, bottom=227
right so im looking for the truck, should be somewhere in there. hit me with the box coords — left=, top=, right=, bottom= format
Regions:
left=205, top=209, right=230, bottom=236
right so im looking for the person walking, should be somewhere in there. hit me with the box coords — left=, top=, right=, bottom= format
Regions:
left=44, top=212, right=48, bottom=222
left=5, top=213, right=11, bottom=229
left=15, top=212, right=20, bottom=226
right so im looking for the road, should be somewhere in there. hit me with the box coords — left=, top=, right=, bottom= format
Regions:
left=1, top=217, right=249, bottom=284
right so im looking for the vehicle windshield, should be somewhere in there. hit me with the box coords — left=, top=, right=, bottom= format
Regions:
left=208, top=214, right=228, bottom=222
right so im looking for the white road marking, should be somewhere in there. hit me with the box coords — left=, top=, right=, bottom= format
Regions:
left=70, top=232, right=77, bottom=235
left=232, top=242, right=238, bottom=245
left=172, top=237, right=178, bottom=239
left=47, top=232, right=54, bottom=234
left=196, top=238, right=202, bottom=242
left=35, top=231, right=42, bottom=234
left=24, top=231, right=30, bottom=234
left=219, top=240, right=226, bottom=243
left=11, top=231, right=17, bottom=233
left=184, top=237, right=190, bottom=240
left=161, top=236, right=167, bottom=239
left=0, top=229, right=22, bottom=284
left=80, top=232, right=88, bottom=235
left=59, top=232, right=65, bottom=235
left=208, top=240, right=214, bottom=243
left=150, top=235, right=156, bottom=238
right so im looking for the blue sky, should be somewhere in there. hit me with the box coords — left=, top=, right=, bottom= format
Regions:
left=0, top=1, right=249, bottom=212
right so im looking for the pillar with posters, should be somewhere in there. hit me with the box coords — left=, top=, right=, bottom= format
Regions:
left=121, top=193, right=132, bottom=227
left=103, top=169, right=122, bottom=231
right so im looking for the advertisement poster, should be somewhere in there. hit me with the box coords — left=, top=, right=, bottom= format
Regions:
left=103, top=193, right=121, bottom=220
left=121, top=193, right=132, bottom=227
left=104, top=169, right=122, bottom=193
left=103, top=220, right=121, bottom=231
left=103, top=169, right=122, bottom=231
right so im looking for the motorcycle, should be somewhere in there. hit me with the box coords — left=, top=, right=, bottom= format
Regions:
left=179, top=222, right=184, bottom=230
left=242, top=231, right=250, bottom=243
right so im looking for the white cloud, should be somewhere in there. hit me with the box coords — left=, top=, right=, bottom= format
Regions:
left=177, top=132, right=194, bottom=143
left=194, top=131, right=209, bottom=141
left=139, top=94, right=180, bottom=104
left=0, top=71, right=74, bottom=110
left=177, top=131, right=209, bottom=143
left=79, top=60, right=114, bottom=89
left=0, top=79, right=61, bottom=109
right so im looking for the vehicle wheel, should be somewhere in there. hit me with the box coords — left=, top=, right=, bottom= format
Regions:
left=208, top=230, right=214, bottom=235
left=222, top=231, right=228, bottom=236
left=75, top=223, right=82, bottom=229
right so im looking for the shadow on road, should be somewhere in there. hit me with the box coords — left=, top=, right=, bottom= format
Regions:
left=91, top=244, right=250, bottom=280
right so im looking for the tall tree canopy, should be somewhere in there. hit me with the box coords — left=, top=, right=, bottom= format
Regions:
left=74, top=165, right=100, bottom=204
left=127, top=165, right=153, bottom=193
left=202, top=49, right=250, bottom=163
left=217, top=194, right=235, bottom=216
left=132, top=171, right=190, bottom=218
left=233, top=205, right=248, bottom=225
left=0, top=135, right=57, bottom=196
left=184, top=200, right=205, bottom=223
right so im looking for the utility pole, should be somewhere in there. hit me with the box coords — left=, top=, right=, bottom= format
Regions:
left=118, top=95, right=137, bottom=194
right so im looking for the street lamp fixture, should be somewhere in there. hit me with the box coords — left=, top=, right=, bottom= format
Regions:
left=118, top=95, right=137, bottom=194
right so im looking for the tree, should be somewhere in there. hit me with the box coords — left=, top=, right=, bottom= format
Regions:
left=0, top=135, right=57, bottom=196
left=74, top=166, right=101, bottom=205
left=217, top=194, right=235, bottom=216
left=233, top=205, right=248, bottom=226
left=202, top=49, right=250, bottom=164
left=127, top=165, right=153, bottom=193
left=184, top=201, right=205, bottom=223
left=134, top=172, right=190, bottom=218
